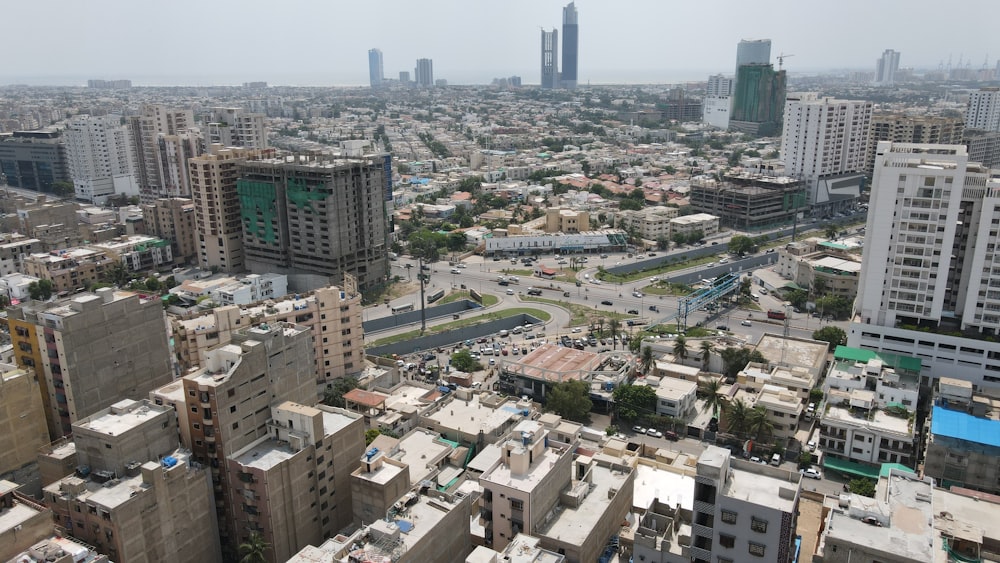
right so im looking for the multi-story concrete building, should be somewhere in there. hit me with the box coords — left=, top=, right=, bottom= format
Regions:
left=176, top=322, right=317, bottom=555
left=64, top=115, right=139, bottom=204
left=22, top=247, right=113, bottom=294
left=865, top=113, right=965, bottom=176
left=236, top=155, right=390, bottom=290
left=730, top=64, right=785, bottom=136
left=923, top=377, right=1000, bottom=494
left=128, top=104, right=198, bottom=204
left=414, top=59, right=434, bottom=88
left=653, top=376, right=698, bottom=419
left=0, top=235, right=40, bottom=276
left=703, top=95, right=732, bottom=130
left=775, top=239, right=862, bottom=299
left=204, top=108, right=267, bottom=149
left=0, top=480, right=110, bottom=563
left=0, top=130, right=70, bottom=193
left=0, top=195, right=81, bottom=251
left=616, top=206, right=679, bottom=241
left=0, top=363, right=48, bottom=475
left=734, top=39, right=771, bottom=80
left=874, top=49, right=901, bottom=86
left=689, top=171, right=806, bottom=231
left=964, top=127, right=1000, bottom=169
left=484, top=229, right=628, bottom=256
left=43, top=399, right=221, bottom=563
left=669, top=213, right=720, bottom=240
left=849, top=142, right=1000, bottom=390
left=689, top=446, right=800, bottom=563
left=226, top=402, right=364, bottom=562
left=87, top=235, right=173, bottom=274
left=543, top=206, right=589, bottom=233
left=781, top=94, right=872, bottom=213
left=141, top=197, right=197, bottom=265
left=540, top=29, right=559, bottom=90
left=189, top=144, right=273, bottom=272
left=966, top=87, right=1000, bottom=132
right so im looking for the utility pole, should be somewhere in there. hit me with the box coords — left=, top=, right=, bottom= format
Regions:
left=418, top=257, right=427, bottom=333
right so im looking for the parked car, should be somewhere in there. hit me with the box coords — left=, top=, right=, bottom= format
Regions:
left=664, top=431, right=679, bottom=441
left=646, top=429, right=663, bottom=438
left=632, top=426, right=647, bottom=434
left=716, top=325, right=729, bottom=331
left=800, top=467, right=823, bottom=480
left=626, top=309, right=639, bottom=315
left=741, top=320, right=752, bottom=327
left=770, top=453, right=782, bottom=466
left=601, top=300, right=613, bottom=306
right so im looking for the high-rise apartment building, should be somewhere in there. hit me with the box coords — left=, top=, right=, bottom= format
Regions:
left=706, top=74, right=733, bottom=97
left=781, top=94, right=872, bottom=212
left=368, top=48, right=384, bottom=89
left=226, top=402, right=364, bottom=561
left=874, top=49, right=901, bottom=86
left=966, top=87, right=1000, bottom=132
left=64, top=114, right=139, bottom=204
left=5, top=288, right=172, bottom=437
left=414, top=58, right=434, bottom=87
left=540, top=28, right=559, bottom=89
left=189, top=144, right=273, bottom=272
left=236, top=155, right=390, bottom=290
left=735, top=39, right=771, bottom=76
left=560, top=2, right=578, bottom=90
left=130, top=103, right=202, bottom=204
left=204, top=107, right=267, bottom=149
left=704, top=74, right=734, bottom=130
left=850, top=142, right=1000, bottom=390
left=43, top=399, right=222, bottom=563
left=0, top=363, right=48, bottom=475
left=0, top=130, right=70, bottom=193
left=177, top=323, right=318, bottom=556
left=730, top=64, right=786, bottom=136
left=140, top=197, right=197, bottom=265
left=865, top=113, right=965, bottom=176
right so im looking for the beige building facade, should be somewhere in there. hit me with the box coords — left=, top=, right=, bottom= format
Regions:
left=0, top=364, right=49, bottom=474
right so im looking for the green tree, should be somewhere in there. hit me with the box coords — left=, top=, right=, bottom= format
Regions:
left=700, top=341, right=714, bottom=370
left=612, top=384, right=656, bottom=422
left=812, top=277, right=828, bottom=297
left=655, top=236, right=670, bottom=251
left=239, top=531, right=270, bottom=563
left=608, top=318, right=622, bottom=350
left=809, top=388, right=824, bottom=404
left=724, top=398, right=752, bottom=438
left=322, top=376, right=358, bottom=408
left=365, top=428, right=382, bottom=445
left=640, top=346, right=655, bottom=374
left=719, top=347, right=766, bottom=379
left=450, top=349, right=483, bottom=372
left=728, top=235, right=755, bottom=256
left=545, top=380, right=593, bottom=422
left=848, top=478, right=877, bottom=497
left=699, top=377, right=725, bottom=417
left=798, top=450, right=814, bottom=469
left=51, top=180, right=75, bottom=197
left=618, top=198, right=643, bottom=211
left=672, top=335, right=689, bottom=363
left=28, top=279, right=54, bottom=301
left=747, top=406, right=773, bottom=441
left=824, top=223, right=839, bottom=240
left=786, top=289, right=809, bottom=309
left=671, top=232, right=687, bottom=247
left=446, top=231, right=467, bottom=251
left=812, top=326, right=847, bottom=347
left=144, top=276, right=161, bottom=292
left=103, top=261, right=133, bottom=286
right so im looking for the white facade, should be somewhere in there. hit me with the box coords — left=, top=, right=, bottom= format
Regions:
left=874, top=49, right=900, bottom=86
left=64, top=114, right=139, bottom=203
left=703, top=96, right=731, bottom=130
left=653, top=377, right=697, bottom=419
left=213, top=273, right=288, bottom=306
left=966, top=87, right=1000, bottom=132
left=484, top=230, right=626, bottom=254
left=706, top=74, right=733, bottom=97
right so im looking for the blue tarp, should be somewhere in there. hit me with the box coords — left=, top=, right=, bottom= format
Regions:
left=932, top=406, right=1000, bottom=447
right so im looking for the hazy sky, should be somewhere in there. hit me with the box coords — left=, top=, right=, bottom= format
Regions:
left=4, top=0, right=997, bottom=86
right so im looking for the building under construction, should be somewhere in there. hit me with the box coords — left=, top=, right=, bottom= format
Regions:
left=689, top=170, right=806, bottom=231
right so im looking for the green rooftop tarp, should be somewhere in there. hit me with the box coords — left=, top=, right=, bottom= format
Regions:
left=833, top=345, right=922, bottom=373
left=822, top=456, right=879, bottom=479
left=879, top=463, right=915, bottom=479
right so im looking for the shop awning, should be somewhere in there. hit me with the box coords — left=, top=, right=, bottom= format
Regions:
left=822, top=456, right=879, bottom=479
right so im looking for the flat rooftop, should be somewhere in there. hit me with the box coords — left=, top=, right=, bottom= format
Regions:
left=394, top=430, right=454, bottom=484
left=825, top=405, right=913, bottom=436
left=46, top=449, right=193, bottom=510
left=76, top=400, right=169, bottom=436
left=931, top=405, right=1000, bottom=447
left=232, top=437, right=297, bottom=471
left=539, top=463, right=631, bottom=546
left=725, top=465, right=799, bottom=514
left=424, top=395, right=522, bottom=436
left=755, top=334, right=829, bottom=372
left=633, top=462, right=695, bottom=512
left=481, top=441, right=567, bottom=494
left=505, top=343, right=602, bottom=383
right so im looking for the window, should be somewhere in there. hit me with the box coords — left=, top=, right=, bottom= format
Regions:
left=751, top=517, right=768, bottom=533
left=721, top=510, right=737, bottom=524
left=719, top=534, right=735, bottom=548
left=510, top=499, right=524, bottom=511
left=749, top=542, right=766, bottom=557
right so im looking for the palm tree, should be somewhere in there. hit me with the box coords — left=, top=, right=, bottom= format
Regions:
left=608, top=318, right=622, bottom=350
left=747, top=406, right=773, bottom=442
left=239, top=531, right=270, bottom=563
left=640, top=346, right=655, bottom=374
left=595, top=317, right=605, bottom=338
left=699, top=341, right=714, bottom=371
left=699, top=377, right=725, bottom=418
left=673, top=335, right=689, bottom=364
left=824, top=223, right=839, bottom=240
left=724, top=398, right=752, bottom=438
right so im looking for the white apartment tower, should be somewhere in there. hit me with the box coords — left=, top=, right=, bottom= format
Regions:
left=850, top=141, right=1000, bottom=390
left=129, top=104, right=200, bottom=203
left=966, top=87, right=1000, bottom=132
left=205, top=107, right=267, bottom=149
left=64, top=114, right=139, bottom=203
left=704, top=74, right=734, bottom=130
left=781, top=94, right=872, bottom=212
left=874, top=49, right=900, bottom=86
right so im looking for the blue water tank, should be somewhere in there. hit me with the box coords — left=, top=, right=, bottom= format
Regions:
left=161, top=456, right=178, bottom=469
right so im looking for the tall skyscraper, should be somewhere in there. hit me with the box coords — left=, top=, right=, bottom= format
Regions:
left=850, top=142, right=1000, bottom=390
left=735, top=39, right=771, bottom=83
left=874, top=49, right=901, bottom=86
left=729, top=64, right=786, bottom=136
left=64, top=114, right=139, bottom=203
left=560, top=2, right=578, bottom=90
left=966, top=87, right=1000, bottom=132
left=415, top=58, right=434, bottom=87
left=540, top=28, right=559, bottom=89
left=368, top=48, right=384, bottom=89
left=128, top=104, right=199, bottom=203
left=781, top=93, right=872, bottom=212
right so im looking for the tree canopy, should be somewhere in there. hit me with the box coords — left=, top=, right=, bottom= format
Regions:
left=613, top=384, right=656, bottom=422
left=812, top=326, right=847, bottom=347
left=545, top=379, right=592, bottom=423
left=450, top=349, right=483, bottom=373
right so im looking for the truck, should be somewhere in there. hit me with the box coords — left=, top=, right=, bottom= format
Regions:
left=767, top=309, right=786, bottom=320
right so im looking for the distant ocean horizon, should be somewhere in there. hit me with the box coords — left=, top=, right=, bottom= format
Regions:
left=0, top=67, right=855, bottom=88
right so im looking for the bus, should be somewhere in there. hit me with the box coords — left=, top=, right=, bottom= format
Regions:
left=767, top=309, right=786, bottom=320
left=427, top=289, right=445, bottom=304
left=391, top=302, right=414, bottom=314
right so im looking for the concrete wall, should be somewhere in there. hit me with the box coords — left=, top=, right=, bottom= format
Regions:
left=363, top=299, right=482, bottom=334
left=366, top=314, right=543, bottom=358
left=0, top=368, right=49, bottom=474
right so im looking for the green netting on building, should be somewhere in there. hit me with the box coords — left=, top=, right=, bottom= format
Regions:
left=237, top=179, right=278, bottom=244
left=286, top=178, right=327, bottom=214
left=833, top=345, right=922, bottom=375
left=133, top=238, right=170, bottom=252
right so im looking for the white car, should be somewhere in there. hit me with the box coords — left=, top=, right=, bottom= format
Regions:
left=509, top=276, right=519, bottom=283
left=800, top=467, right=822, bottom=480
left=741, top=320, right=752, bottom=327
left=457, top=263, right=467, bottom=269
left=649, top=276, right=659, bottom=282
left=450, top=268, right=461, bottom=274
left=506, top=289, right=514, bottom=295
left=571, top=327, right=582, bottom=333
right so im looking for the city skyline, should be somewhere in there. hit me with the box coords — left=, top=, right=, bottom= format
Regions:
left=2, top=0, right=997, bottom=87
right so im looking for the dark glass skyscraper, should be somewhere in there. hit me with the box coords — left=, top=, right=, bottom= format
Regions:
left=368, top=48, right=383, bottom=89
left=561, top=2, right=578, bottom=89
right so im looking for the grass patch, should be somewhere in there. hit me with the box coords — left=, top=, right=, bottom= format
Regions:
left=367, top=307, right=551, bottom=347
left=643, top=282, right=694, bottom=296
left=597, top=254, right=724, bottom=284
left=438, top=290, right=498, bottom=306
left=500, top=268, right=534, bottom=276
left=520, top=295, right=635, bottom=326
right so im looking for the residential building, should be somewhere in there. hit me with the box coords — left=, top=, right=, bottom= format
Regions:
left=399, top=71, right=410, bottom=84
left=128, top=104, right=198, bottom=203
left=616, top=206, right=678, bottom=241
left=176, top=322, right=318, bottom=555
left=189, top=144, right=274, bottom=272
left=350, top=445, right=412, bottom=527
left=0, top=235, right=40, bottom=276
left=226, top=402, right=364, bottom=562
left=707, top=74, right=733, bottom=97
left=964, top=128, right=1000, bottom=169
left=689, top=171, right=806, bottom=231
left=874, top=49, right=901, bottom=86
left=540, top=29, right=559, bottom=90
left=560, top=2, right=578, bottom=90
left=0, top=363, right=48, bottom=475
left=2, top=195, right=81, bottom=250
left=781, top=94, right=872, bottom=212
left=87, top=235, right=173, bottom=274
left=204, top=108, right=267, bottom=149
left=849, top=142, right=1000, bottom=390
left=669, top=213, right=719, bottom=240
left=865, top=113, right=965, bottom=176
left=775, top=239, right=862, bottom=299
left=0, top=129, right=70, bottom=193
left=0, top=480, right=110, bottom=563
left=4, top=288, right=171, bottom=437
left=236, top=155, right=391, bottom=290
left=43, top=400, right=221, bottom=563
left=63, top=114, right=139, bottom=204
left=689, top=446, right=800, bottom=563
left=368, top=48, right=384, bottom=89
left=141, top=197, right=197, bottom=265
left=703, top=95, right=732, bottom=130
left=420, top=392, right=534, bottom=446
left=652, top=376, right=698, bottom=419
left=730, top=64, right=785, bottom=136
left=415, top=59, right=434, bottom=88
left=22, top=248, right=114, bottom=294
left=0, top=272, right=40, bottom=301
left=543, top=206, right=589, bottom=233
left=966, top=87, right=1000, bottom=132
left=923, top=377, right=1000, bottom=494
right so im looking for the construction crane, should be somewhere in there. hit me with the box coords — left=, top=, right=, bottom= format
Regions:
left=777, top=53, right=795, bottom=70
